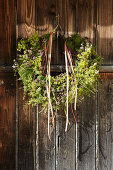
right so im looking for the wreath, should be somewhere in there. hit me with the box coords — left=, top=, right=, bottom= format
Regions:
left=13, top=32, right=102, bottom=134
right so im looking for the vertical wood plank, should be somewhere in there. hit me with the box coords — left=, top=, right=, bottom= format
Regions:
left=17, top=1, right=36, bottom=169
left=0, top=73, right=16, bottom=169
left=16, top=77, right=19, bottom=170
left=99, top=74, right=113, bottom=170
left=77, top=97, right=96, bottom=170
left=98, top=0, right=113, bottom=64
left=0, top=0, right=16, bottom=169
left=35, top=2, right=57, bottom=169
left=57, top=0, right=77, bottom=36
left=76, top=1, right=97, bottom=169
left=18, top=82, right=35, bottom=170
left=0, top=0, right=16, bottom=65
left=17, top=0, right=35, bottom=38
left=36, top=0, right=56, bottom=35
left=77, top=0, right=96, bottom=43
left=38, top=106, right=55, bottom=170
left=56, top=109, right=76, bottom=170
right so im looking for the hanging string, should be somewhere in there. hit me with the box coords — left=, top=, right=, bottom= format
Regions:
left=65, top=41, right=69, bottom=132
left=74, top=83, right=77, bottom=111
left=67, top=47, right=77, bottom=111
left=47, top=33, right=54, bottom=138
left=66, top=46, right=74, bottom=75
left=66, top=45, right=78, bottom=122
left=71, top=104, right=77, bottom=123
left=41, top=40, right=50, bottom=75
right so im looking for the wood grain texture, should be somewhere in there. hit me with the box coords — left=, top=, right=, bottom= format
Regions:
left=36, top=0, right=56, bottom=36
left=98, top=0, right=113, bottom=64
left=56, top=108, right=76, bottom=170
left=18, top=81, right=35, bottom=170
left=0, top=0, right=16, bottom=65
left=77, top=0, right=96, bottom=43
left=78, top=96, right=96, bottom=170
left=99, top=78, right=113, bottom=170
left=38, top=105, right=55, bottom=170
left=17, top=0, right=35, bottom=38
left=100, top=73, right=113, bottom=80
left=57, top=0, right=77, bottom=36
left=0, top=73, right=16, bottom=169
left=36, top=0, right=77, bottom=36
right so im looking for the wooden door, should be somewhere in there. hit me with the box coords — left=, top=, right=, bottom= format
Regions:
left=0, top=0, right=113, bottom=169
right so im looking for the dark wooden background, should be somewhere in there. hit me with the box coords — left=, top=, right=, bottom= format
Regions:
left=0, top=0, right=113, bottom=169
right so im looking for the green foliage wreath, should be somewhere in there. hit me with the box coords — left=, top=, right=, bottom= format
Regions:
left=13, top=32, right=102, bottom=113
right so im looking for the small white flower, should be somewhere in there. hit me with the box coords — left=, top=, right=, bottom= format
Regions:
left=94, top=63, right=97, bottom=66
left=37, top=88, right=41, bottom=92
left=85, top=47, right=90, bottom=51
left=12, top=65, right=16, bottom=68
left=80, top=46, right=83, bottom=50
left=95, top=70, right=99, bottom=74
left=28, top=50, right=32, bottom=53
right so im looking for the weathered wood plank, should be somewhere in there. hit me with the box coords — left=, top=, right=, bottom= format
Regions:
left=36, top=0, right=77, bottom=35
left=100, top=73, right=113, bottom=80
left=98, top=0, right=113, bottom=64
left=76, top=1, right=97, bottom=169
left=36, top=0, right=56, bottom=35
left=0, top=0, right=16, bottom=65
left=17, top=0, right=35, bottom=38
left=0, top=73, right=16, bottom=169
left=56, top=108, right=76, bottom=170
left=18, top=81, right=35, bottom=170
left=38, top=105, right=55, bottom=170
left=77, top=96, right=96, bottom=170
left=57, top=0, right=77, bottom=35
left=99, top=74, right=113, bottom=170
left=77, top=0, right=96, bottom=43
